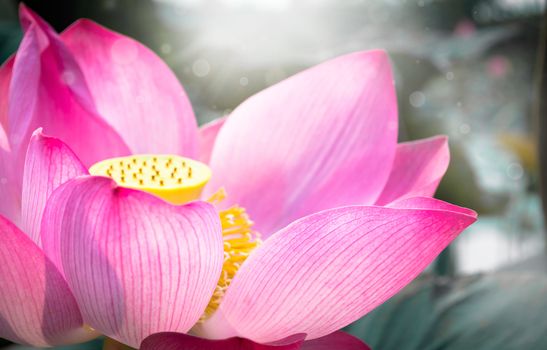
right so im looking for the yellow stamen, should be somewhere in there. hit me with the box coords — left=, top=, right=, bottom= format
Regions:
left=200, top=188, right=261, bottom=321
left=89, top=155, right=211, bottom=205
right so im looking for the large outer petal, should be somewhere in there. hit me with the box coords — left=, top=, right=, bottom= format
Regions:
left=8, top=6, right=130, bottom=169
left=0, top=116, right=21, bottom=224
left=386, top=196, right=478, bottom=216
left=199, top=117, right=226, bottom=164
left=0, top=57, right=12, bottom=130
left=300, top=332, right=370, bottom=350
left=21, top=130, right=87, bottom=245
left=140, top=333, right=303, bottom=350
left=375, top=136, right=449, bottom=205
left=140, top=332, right=367, bottom=350
left=0, top=215, right=85, bottom=347
left=200, top=198, right=476, bottom=342
left=40, top=176, right=223, bottom=348
left=205, top=50, right=398, bottom=236
left=0, top=53, right=20, bottom=224
left=60, top=19, right=198, bottom=157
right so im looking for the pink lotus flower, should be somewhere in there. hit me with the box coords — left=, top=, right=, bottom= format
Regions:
left=0, top=5, right=477, bottom=350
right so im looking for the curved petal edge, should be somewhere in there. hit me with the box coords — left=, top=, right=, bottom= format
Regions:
left=0, top=215, right=85, bottom=347
left=140, top=332, right=304, bottom=350
left=199, top=117, right=227, bottom=164
left=60, top=19, right=198, bottom=157
left=202, top=200, right=476, bottom=342
left=375, top=136, right=450, bottom=205
left=10, top=5, right=131, bottom=169
left=21, top=129, right=88, bottom=245
left=41, top=176, right=223, bottom=348
left=301, top=332, right=371, bottom=350
left=206, top=50, right=398, bottom=237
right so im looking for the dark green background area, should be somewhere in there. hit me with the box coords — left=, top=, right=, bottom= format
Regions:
left=0, top=0, right=546, bottom=349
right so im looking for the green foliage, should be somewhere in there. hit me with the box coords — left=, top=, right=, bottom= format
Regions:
left=346, top=273, right=547, bottom=350
left=0, top=22, right=21, bottom=63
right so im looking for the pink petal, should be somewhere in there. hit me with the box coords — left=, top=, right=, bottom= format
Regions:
left=205, top=50, right=398, bottom=237
left=140, top=333, right=304, bottom=350
left=301, top=332, right=370, bottom=350
left=0, top=57, right=13, bottom=130
left=199, top=117, right=227, bottom=164
left=41, top=176, right=224, bottom=348
left=388, top=196, right=478, bottom=217
left=201, top=200, right=476, bottom=342
left=0, top=214, right=86, bottom=347
left=8, top=6, right=130, bottom=168
left=60, top=19, right=198, bottom=157
left=21, top=129, right=87, bottom=245
left=0, top=117, right=21, bottom=224
left=375, top=136, right=450, bottom=205
left=0, top=52, right=21, bottom=224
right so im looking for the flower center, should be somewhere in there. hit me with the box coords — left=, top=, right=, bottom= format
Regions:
left=201, top=189, right=261, bottom=321
left=89, top=154, right=211, bottom=204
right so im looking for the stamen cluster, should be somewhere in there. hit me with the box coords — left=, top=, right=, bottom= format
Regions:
left=202, top=190, right=262, bottom=320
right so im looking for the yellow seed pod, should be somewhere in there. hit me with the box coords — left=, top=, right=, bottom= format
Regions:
left=89, top=154, right=211, bottom=205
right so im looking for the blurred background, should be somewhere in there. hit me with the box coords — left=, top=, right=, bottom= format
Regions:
left=0, top=0, right=546, bottom=349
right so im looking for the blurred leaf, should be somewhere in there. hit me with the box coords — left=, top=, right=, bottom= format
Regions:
left=103, top=338, right=134, bottom=350
left=345, top=272, right=547, bottom=350
left=436, top=141, right=509, bottom=215
left=498, top=132, right=538, bottom=173
left=432, top=26, right=517, bottom=65
left=0, top=0, right=19, bottom=63
left=0, top=21, right=22, bottom=63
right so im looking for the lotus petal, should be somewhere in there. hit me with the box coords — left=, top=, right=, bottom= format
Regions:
left=0, top=215, right=86, bottom=347
left=140, top=332, right=303, bottom=350
left=199, top=117, right=226, bottom=164
left=60, top=19, right=198, bottom=157
left=21, top=130, right=87, bottom=245
left=206, top=50, right=398, bottom=237
left=300, top=332, right=370, bottom=350
left=376, top=136, right=449, bottom=205
left=9, top=6, right=130, bottom=170
left=41, top=176, right=224, bottom=348
left=200, top=200, right=476, bottom=342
